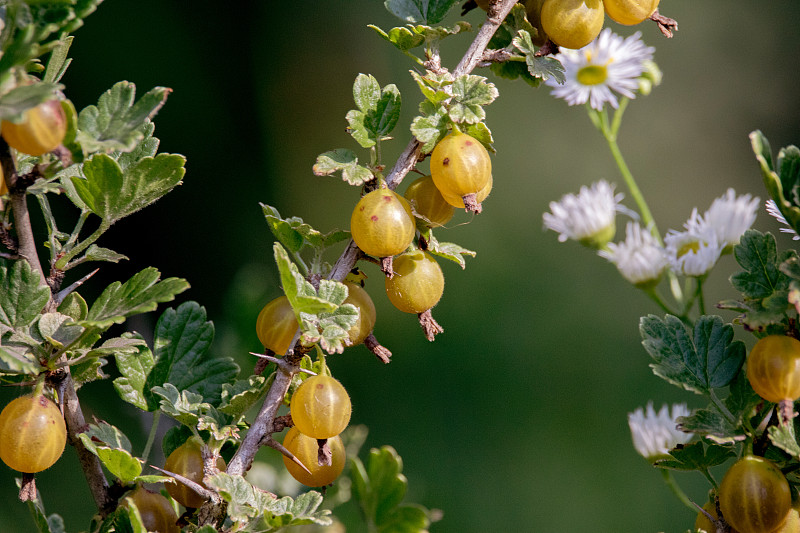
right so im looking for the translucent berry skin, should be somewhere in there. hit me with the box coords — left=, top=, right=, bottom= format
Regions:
left=404, top=175, right=454, bottom=228
left=164, top=436, right=226, bottom=508
left=524, top=0, right=549, bottom=46
left=282, top=427, right=346, bottom=487
left=747, top=335, right=800, bottom=403
left=384, top=251, right=444, bottom=314
left=350, top=189, right=416, bottom=258
left=1, top=100, right=67, bottom=156
left=719, top=455, right=791, bottom=533
left=540, top=0, right=604, bottom=50
left=440, top=174, right=493, bottom=209
left=603, top=0, right=659, bottom=25
left=255, top=296, right=297, bottom=354
left=290, top=374, right=352, bottom=439
left=430, top=131, right=491, bottom=201
left=343, top=281, right=376, bottom=346
left=122, top=485, right=180, bottom=533
left=0, top=394, right=67, bottom=473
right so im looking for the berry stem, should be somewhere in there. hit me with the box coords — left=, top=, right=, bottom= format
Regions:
left=659, top=469, right=696, bottom=513
left=141, top=411, right=161, bottom=464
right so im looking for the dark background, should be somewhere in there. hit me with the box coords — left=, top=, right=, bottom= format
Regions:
left=2, top=1, right=800, bottom=531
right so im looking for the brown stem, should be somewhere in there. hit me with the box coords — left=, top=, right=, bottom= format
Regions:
left=364, top=333, right=392, bottom=363
left=235, top=0, right=517, bottom=480
left=649, top=9, right=678, bottom=38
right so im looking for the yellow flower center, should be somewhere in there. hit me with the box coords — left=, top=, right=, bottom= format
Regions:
left=677, top=241, right=701, bottom=258
left=576, top=65, right=608, bottom=86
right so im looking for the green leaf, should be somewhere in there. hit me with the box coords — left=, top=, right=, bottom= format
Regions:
left=639, top=314, right=746, bottom=394
left=36, top=312, right=84, bottom=351
left=346, top=74, right=402, bottom=148
left=750, top=131, right=800, bottom=234
left=423, top=231, right=476, bottom=269
left=512, top=30, right=565, bottom=84
left=76, top=82, right=171, bottom=153
left=731, top=230, right=794, bottom=300
left=218, top=375, right=270, bottom=419
left=208, top=473, right=332, bottom=529
left=312, top=149, right=374, bottom=186
left=0, top=82, right=64, bottom=122
left=58, top=292, right=88, bottom=321
left=274, top=243, right=338, bottom=317
left=654, top=441, right=735, bottom=471
left=70, top=357, right=108, bottom=387
left=462, top=121, right=494, bottom=153
left=676, top=405, right=743, bottom=445
left=352, top=446, right=432, bottom=532
left=145, top=302, right=239, bottom=406
left=410, top=105, right=448, bottom=154
left=70, top=152, right=185, bottom=225
left=113, top=336, right=156, bottom=411
left=0, top=344, right=41, bottom=374
left=83, top=267, right=189, bottom=330
left=448, top=74, right=498, bottom=124
left=768, top=414, right=800, bottom=459
left=410, top=70, right=453, bottom=105
left=0, top=259, right=51, bottom=330
left=77, top=421, right=142, bottom=484
left=300, top=301, right=358, bottom=355
left=83, top=245, right=128, bottom=264
left=384, top=0, right=459, bottom=24
left=369, top=22, right=471, bottom=53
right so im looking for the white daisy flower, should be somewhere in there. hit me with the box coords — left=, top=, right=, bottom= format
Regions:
left=766, top=199, right=800, bottom=240
left=545, top=28, right=655, bottom=111
left=599, top=222, right=667, bottom=287
left=664, top=215, right=723, bottom=277
left=698, top=189, right=759, bottom=249
left=628, top=402, right=693, bottom=461
left=543, top=180, right=624, bottom=249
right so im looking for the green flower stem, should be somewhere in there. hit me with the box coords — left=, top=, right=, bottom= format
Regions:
left=141, top=411, right=161, bottom=464
left=55, top=220, right=111, bottom=270
left=642, top=286, right=680, bottom=317
left=695, top=277, right=706, bottom=316
left=660, top=469, right=697, bottom=513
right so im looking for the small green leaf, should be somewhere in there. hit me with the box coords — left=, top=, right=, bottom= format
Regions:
left=384, top=0, right=459, bottom=24
left=145, top=302, right=239, bottom=406
left=731, top=230, right=794, bottom=300
left=640, top=314, right=746, bottom=394
left=366, top=84, right=402, bottom=137
left=83, top=267, right=189, bottom=330
left=462, top=122, right=494, bottom=153
left=312, top=149, right=374, bottom=186
left=512, top=30, right=566, bottom=84
left=369, top=24, right=426, bottom=51
left=113, top=336, right=156, bottom=411
left=654, top=441, right=735, bottom=471
left=58, top=292, right=88, bottom=321
left=448, top=74, right=498, bottom=124
left=676, top=406, right=743, bottom=444
left=346, top=74, right=403, bottom=148
left=37, top=312, right=84, bottom=349
left=410, top=106, right=448, bottom=154
left=77, top=421, right=142, bottom=483
left=218, top=375, right=270, bottom=419
left=274, top=243, right=338, bottom=317
left=768, top=416, right=800, bottom=459
left=0, top=345, right=40, bottom=374
left=83, top=245, right=128, bottom=264
left=353, top=73, right=382, bottom=113
left=76, top=82, right=171, bottom=153
left=0, top=259, right=51, bottom=330
left=424, top=232, right=476, bottom=269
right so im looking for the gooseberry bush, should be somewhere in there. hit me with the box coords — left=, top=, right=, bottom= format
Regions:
left=2, top=0, right=789, bottom=532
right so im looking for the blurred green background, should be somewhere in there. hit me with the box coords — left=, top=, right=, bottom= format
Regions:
left=2, top=1, right=800, bottom=531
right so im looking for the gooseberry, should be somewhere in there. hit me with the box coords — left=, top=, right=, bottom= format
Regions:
left=163, top=436, right=226, bottom=509
left=350, top=189, right=415, bottom=258
left=0, top=393, right=67, bottom=473
left=290, top=374, right=351, bottom=440
left=524, top=0, right=549, bottom=46
left=746, top=334, right=800, bottom=404
left=122, top=485, right=180, bottom=533
left=719, top=455, right=791, bottom=533
left=404, top=175, right=454, bottom=227
left=603, top=0, right=659, bottom=25
left=282, top=427, right=345, bottom=487
left=429, top=131, right=491, bottom=206
left=255, top=295, right=297, bottom=354
left=540, top=0, right=605, bottom=50
left=384, top=250, right=444, bottom=314
left=1, top=99, right=67, bottom=156
left=440, top=174, right=493, bottom=209
left=343, top=281, right=377, bottom=346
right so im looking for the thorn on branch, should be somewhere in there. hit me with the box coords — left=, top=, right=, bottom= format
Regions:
left=150, top=465, right=216, bottom=504
left=19, top=473, right=36, bottom=502
left=265, top=436, right=312, bottom=476
left=365, top=333, right=392, bottom=363
left=53, top=266, right=98, bottom=302
left=650, top=9, right=678, bottom=38
left=418, top=309, right=444, bottom=341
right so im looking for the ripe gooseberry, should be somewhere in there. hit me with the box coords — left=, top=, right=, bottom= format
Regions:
left=440, top=174, right=493, bottom=209
left=746, top=335, right=800, bottom=404
left=350, top=189, right=415, bottom=258
left=719, top=455, right=791, bottom=533
left=1, top=99, right=67, bottom=156
left=524, top=0, right=549, bottom=46
left=540, top=0, right=605, bottom=50
left=282, top=427, right=345, bottom=487
left=384, top=250, right=444, bottom=314
left=290, top=374, right=351, bottom=439
left=404, top=175, right=454, bottom=228
left=429, top=131, right=491, bottom=208
left=255, top=295, right=297, bottom=354
left=343, top=281, right=377, bottom=346
left=0, top=393, right=67, bottom=473
left=603, top=0, right=659, bottom=25
left=122, top=485, right=180, bottom=533
left=163, top=436, right=226, bottom=509
left=0, top=171, right=7, bottom=196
